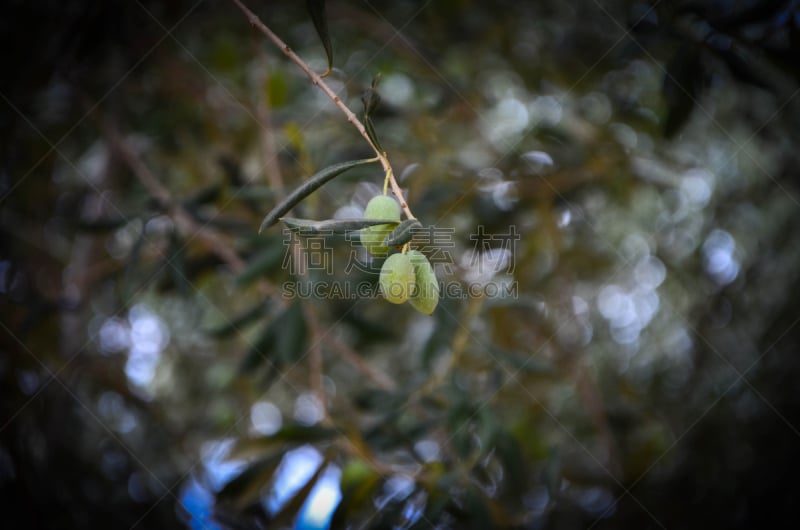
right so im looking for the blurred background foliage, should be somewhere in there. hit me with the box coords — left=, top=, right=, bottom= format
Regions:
left=2, top=0, right=800, bottom=528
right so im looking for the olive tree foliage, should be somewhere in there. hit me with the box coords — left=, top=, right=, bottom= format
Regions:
left=2, top=0, right=800, bottom=529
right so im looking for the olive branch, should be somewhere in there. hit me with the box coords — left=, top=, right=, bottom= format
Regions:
left=230, top=0, right=439, bottom=314
left=229, top=0, right=414, bottom=222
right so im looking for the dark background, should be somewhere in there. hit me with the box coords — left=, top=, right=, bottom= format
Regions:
left=2, top=0, right=800, bottom=528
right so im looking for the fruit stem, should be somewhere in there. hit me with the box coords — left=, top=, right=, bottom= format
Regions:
left=383, top=167, right=391, bottom=196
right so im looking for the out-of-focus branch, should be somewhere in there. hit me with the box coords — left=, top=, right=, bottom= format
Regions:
left=329, top=336, right=397, bottom=391
left=420, top=295, right=485, bottom=394
left=254, top=45, right=285, bottom=192
left=228, top=0, right=415, bottom=219
left=102, top=121, right=246, bottom=273
left=573, top=361, right=622, bottom=478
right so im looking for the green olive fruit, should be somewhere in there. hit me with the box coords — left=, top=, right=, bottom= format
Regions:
left=407, top=250, right=439, bottom=315
left=379, top=253, right=416, bottom=304
left=360, top=195, right=401, bottom=257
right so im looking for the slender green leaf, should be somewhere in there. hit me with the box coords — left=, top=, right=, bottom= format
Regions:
left=362, top=75, right=383, bottom=151
left=492, top=430, right=527, bottom=494
left=542, top=446, right=561, bottom=499
left=362, top=74, right=382, bottom=116
left=182, top=184, right=221, bottom=207
left=227, top=425, right=336, bottom=463
left=236, top=243, right=286, bottom=286
left=353, top=388, right=403, bottom=411
left=281, top=217, right=399, bottom=235
left=663, top=44, right=703, bottom=138
left=239, top=320, right=278, bottom=374
left=306, top=0, right=333, bottom=76
left=205, top=302, right=267, bottom=338
left=265, top=424, right=337, bottom=443
left=239, top=301, right=309, bottom=375
left=364, top=487, right=410, bottom=529
left=216, top=452, right=285, bottom=509
left=495, top=348, right=555, bottom=375
left=364, top=115, right=383, bottom=153
left=274, top=301, right=307, bottom=365
left=75, top=216, right=128, bottom=232
left=167, top=230, right=191, bottom=297
left=189, top=215, right=251, bottom=232
left=259, top=158, right=378, bottom=232
left=460, top=487, right=494, bottom=528
left=410, top=486, right=449, bottom=530
left=383, top=219, right=423, bottom=246
left=121, top=220, right=146, bottom=300
left=269, top=457, right=329, bottom=527
left=331, top=459, right=380, bottom=526
left=228, top=424, right=337, bottom=460
left=421, top=298, right=459, bottom=369
left=236, top=185, right=278, bottom=202
left=266, top=71, right=289, bottom=108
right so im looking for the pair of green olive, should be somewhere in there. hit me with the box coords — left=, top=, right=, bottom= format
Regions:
left=379, top=251, right=439, bottom=314
left=360, top=195, right=439, bottom=314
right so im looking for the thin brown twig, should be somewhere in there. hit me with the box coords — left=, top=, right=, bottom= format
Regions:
left=329, top=336, right=397, bottom=391
left=421, top=295, right=485, bottom=393
left=105, top=124, right=245, bottom=273
left=254, top=45, right=285, bottom=191
left=228, top=0, right=415, bottom=219
left=294, top=240, right=329, bottom=423
left=96, top=114, right=286, bottom=301
left=302, top=302, right=329, bottom=423
left=573, top=361, right=622, bottom=478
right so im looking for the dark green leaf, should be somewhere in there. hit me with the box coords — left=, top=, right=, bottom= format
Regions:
left=236, top=243, right=286, bottom=286
left=182, top=184, right=221, bottom=207
left=662, top=44, right=704, bottom=138
left=460, top=487, right=494, bottom=528
left=281, top=217, right=399, bottom=235
left=353, top=388, right=403, bottom=411
left=266, top=424, right=337, bottom=443
left=75, top=216, right=128, bottom=232
left=365, top=115, right=383, bottom=153
left=239, top=320, right=277, bottom=374
left=495, top=348, right=555, bottom=375
left=259, top=158, right=378, bottom=232
left=239, top=302, right=306, bottom=374
left=342, top=310, right=399, bottom=342
left=331, top=460, right=381, bottom=526
left=410, top=487, right=449, bottom=530
left=236, top=185, right=278, bottom=202
left=717, top=45, right=773, bottom=91
left=542, top=446, right=561, bottom=499
left=383, top=219, right=423, bottom=247
left=362, top=485, right=410, bottom=529
left=266, top=71, right=289, bottom=108
left=216, top=452, right=285, bottom=509
left=275, top=301, right=307, bottom=365
left=421, top=298, right=459, bottom=369
left=492, top=430, right=527, bottom=494
left=205, top=302, right=267, bottom=338
left=362, top=75, right=383, bottom=151
left=167, top=230, right=192, bottom=297
left=361, top=74, right=382, bottom=116
left=306, top=0, right=333, bottom=76
left=121, top=220, right=146, bottom=300
left=227, top=424, right=336, bottom=462
left=230, top=425, right=337, bottom=461
left=269, top=457, right=329, bottom=527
